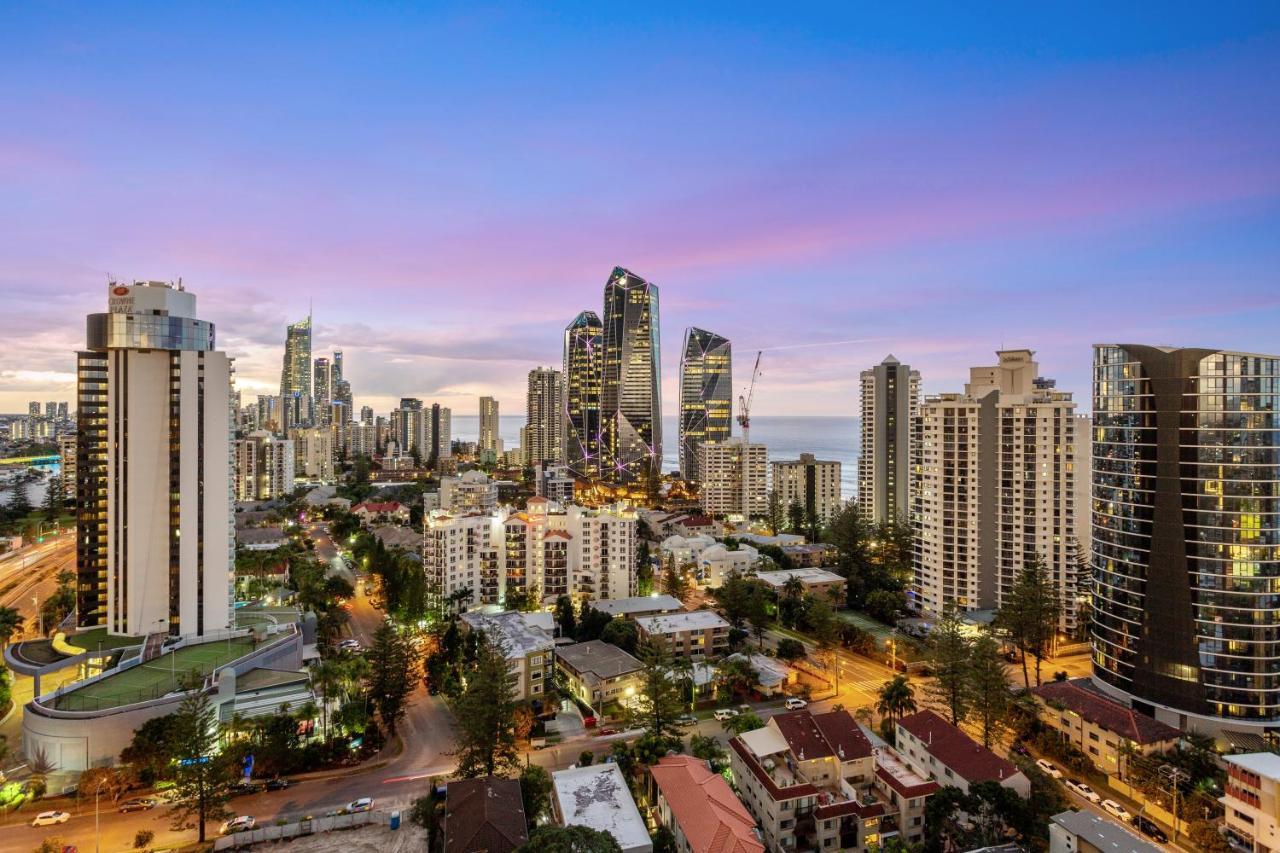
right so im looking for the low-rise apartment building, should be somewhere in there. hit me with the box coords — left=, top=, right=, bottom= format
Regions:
left=754, top=568, right=847, bottom=602
left=649, top=754, right=763, bottom=853
left=1223, top=752, right=1280, bottom=853
left=896, top=709, right=1030, bottom=797
left=592, top=595, right=684, bottom=620
left=1032, top=679, right=1179, bottom=776
left=555, top=640, right=643, bottom=712
left=636, top=610, right=730, bottom=659
left=459, top=610, right=555, bottom=701
left=552, top=764, right=652, bottom=853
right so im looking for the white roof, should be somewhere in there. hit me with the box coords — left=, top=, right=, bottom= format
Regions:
left=754, top=568, right=846, bottom=587
left=1228, top=752, right=1280, bottom=780
left=552, top=764, right=651, bottom=852
left=636, top=610, right=729, bottom=634
left=730, top=652, right=792, bottom=688
left=592, top=595, right=683, bottom=616
left=740, top=725, right=790, bottom=759
left=460, top=610, right=553, bottom=658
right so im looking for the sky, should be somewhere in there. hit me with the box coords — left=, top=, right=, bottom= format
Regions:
left=2, top=3, right=1278, bottom=418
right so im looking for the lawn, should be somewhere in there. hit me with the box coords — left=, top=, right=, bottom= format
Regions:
left=834, top=610, right=896, bottom=640
left=58, top=626, right=145, bottom=654
left=54, top=636, right=256, bottom=711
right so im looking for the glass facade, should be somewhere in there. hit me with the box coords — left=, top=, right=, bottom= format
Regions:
left=601, top=268, right=662, bottom=484
left=678, top=327, right=732, bottom=481
left=280, top=315, right=312, bottom=403
left=86, top=313, right=215, bottom=352
left=563, top=311, right=603, bottom=481
left=1092, top=344, right=1280, bottom=721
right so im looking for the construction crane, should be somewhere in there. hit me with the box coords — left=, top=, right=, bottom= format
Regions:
left=737, top=351, right=763, bottom=521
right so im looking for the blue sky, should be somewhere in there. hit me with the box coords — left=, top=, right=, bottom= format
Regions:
left=1, top=2, right=1278, bottom=415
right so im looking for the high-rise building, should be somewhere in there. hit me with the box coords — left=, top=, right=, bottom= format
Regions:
left=563, top=310, right=604, bottom=481
left=234, top=430, right=295, bottom=501
left=76, top=280, right=232, bottom=637
left=45, top=401, right=56, bottom=418
left=359, top=405, right=374, bottom=425
left=772, top=454, right=843, bottom=527
left=347, top=422, right=376, bottom=459
left=293, top=426, right=335, bottom=482
left=57, top=401, right=69, bottom=420
left=479, top=396, right=500, bottom=456
left=912, top=350, right=1080, bottom=633
left=256, top=394, right=282, bottom=434
left=601, top=267, right=661, bottom=484
left=524, top=368, right=563, bottom=467
left=57, top=434, right=76, bottom=500
left=395, top=398, right=424, bottom=460
left=280, top=314, right=312, bottom=428
left=697, top=438, right=768, bottom=518
left=439, top=470, right=499, bottom=513
left=429, top=403, right=452, bottom=467
left=1092, top=345, right=1280, bottom=734
left=858, top=355, right=920, bottom=523
left=313, top=357, right=332, bottom=426
left=28, top=401, right=40, bottom=419
left=678, top=327, right=732, bottom=482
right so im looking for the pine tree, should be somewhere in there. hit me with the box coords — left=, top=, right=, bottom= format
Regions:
left=633, top=638, right=687, bottom=747
left=968, top=633, right=1012, bottom=748
left=995, top=554, right=1061, bottom=687
left=927, top=610, right=972, bottom=726
left=167, top=689, right=234, bottom=843
left=367, top=623, right=417, bottom=735
left=451, top=633, right=519, bottom=777
left=766, top=490, right=786, bottom=536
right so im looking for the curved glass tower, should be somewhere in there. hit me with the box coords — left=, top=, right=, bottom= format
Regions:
left=678, top=327, right=732, bottom=481
left=1092, top=344, right=1280, bottom=729
left=601, top=268, right=661, bottom=484
left=563, top=310, right=603, bottom=481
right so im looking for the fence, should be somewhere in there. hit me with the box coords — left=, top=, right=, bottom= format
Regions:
left=212, top=809, right=388, bottom=850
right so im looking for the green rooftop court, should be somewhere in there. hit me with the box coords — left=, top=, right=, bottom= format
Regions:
left=53, top=636, right=256, bottom=712
left=58, top=627, right=146, bottom=654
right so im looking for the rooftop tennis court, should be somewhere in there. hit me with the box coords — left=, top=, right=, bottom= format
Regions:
left=53, top=636, right=256, bottom=711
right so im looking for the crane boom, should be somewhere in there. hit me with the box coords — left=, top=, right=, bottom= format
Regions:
left=736, top=350, right=763, bottom=522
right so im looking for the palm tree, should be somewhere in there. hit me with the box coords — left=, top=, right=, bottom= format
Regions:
left=876, top=676, right=917, bottom=722
left=27, top=746, right=57, bottom=799
left=672, top=654, right=696, bottom=711
left=781, top=577, right=804, bottom=602
left=0, top=606, right=25, bottom=648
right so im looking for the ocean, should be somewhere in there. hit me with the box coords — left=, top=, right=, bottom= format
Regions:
left=450, top=414, right=861, bottom=499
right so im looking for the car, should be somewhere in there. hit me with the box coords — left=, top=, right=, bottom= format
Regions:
left=265, top=778, right=292, bottom=791
left=1065, top=779, right=1101, bottom=804
left=597, top=728, right=619, bottom=736
left=220, top=816, right=256, bottom=835
left=784, top=697, right=808, bottom=710
left=230, top=781, right=260, bottom=796
left=118, top=797, right=156, bottom=813
left=339, top=639, right=361, bottom=650
left=1011, top=743, right=1030, bottom=757
left=1131, top=815, right=1169, bottom=844
left=713, top=709, right=739, bottom=721
left=1035, top=758, right=1063, bottom=779
left=348, top=797, right=374, bottom=813
left=675, top=714, right=697, bottom=725
left=31, top=811, right=70, bottom=827
left=1101, top=799, right=1132, bottom=822
left=582, top=716, right=597, bottom=728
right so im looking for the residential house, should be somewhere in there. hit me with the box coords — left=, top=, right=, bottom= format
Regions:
left=555, top=640, right=643, bottom=712
left=552, top=764, right=652, bottom=853
left=444, top=776, right=529, bottom=853
left=459, top=610, right=555, bottom=701
left=896, top=710, right=1030, bottom=797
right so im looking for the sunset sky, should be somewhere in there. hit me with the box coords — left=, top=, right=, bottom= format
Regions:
left=2, top=4, right=1278, bottom=417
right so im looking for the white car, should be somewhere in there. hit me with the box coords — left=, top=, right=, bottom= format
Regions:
left=348, top=797, right=374, bottom=813
left=31, top=811, right=70, bottom=827
left=1067, top=779, right=1102, bottom=804
left=1035, top=758, right=1063, bottom=779
left=713, top=709, right=739, bottom=721
left=221, top=815, right=256, bottom=834
left=784, top=697, right=808, bottom=710
left=1102, top=799, right=1133, bottom=822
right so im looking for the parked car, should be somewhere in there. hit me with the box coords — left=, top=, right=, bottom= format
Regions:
left=713, top=709, right=740, bottom=721
left=582, top=716, right=597, bottom=728
left=1066, top=779, right=1101, bottom=804
left=1131, top=815, right=1169, bottom=843
left=1011, top=742, right=1030, bottom=757
left=675, top=714, right=697, bottom=725
left=230, top=782, right=260, bottom=797
left=597, top=728, right=619, bottom=736
left=785, top=697, right=808, bottom=710
left=220, top=816, right=256, bottom=834
left=265, top=778, right=292, bottom=791
left=31, top=811, right=70, bottom=827
left=1035, top=758, right=1063, bottom=779
left=118, top=797, right=156, bottom=813
left=1101, top=799, right=1132, bottom=822
left=348, top=797, right=374, bottom=813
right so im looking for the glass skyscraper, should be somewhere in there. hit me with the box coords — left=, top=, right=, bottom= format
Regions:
left=678, top=327, right=732, bottom=481
left=1092, top=344, right=1280, bottom=731
left=563, top=310, right=603, bottom=481
left=601, top=267, right=661, bottom=484
left=280, top=314, right=312, bottom=430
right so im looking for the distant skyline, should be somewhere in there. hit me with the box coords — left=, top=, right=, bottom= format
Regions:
left=2, top=5, right=1278, bottom=415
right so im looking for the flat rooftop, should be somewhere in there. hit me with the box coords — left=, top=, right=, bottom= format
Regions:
left=1051, top=810, right=1161, bottom=853
left=754, top=568, right=845, bottom=587
left=591, top=595, right=683, bottom=616
left=552, top=764, right=650, bottom=852
left=636, top=610, right=729, bottom=634
left=460, top=610, right=554, bottom=658
left=556, top=640, right=642, bottom=679
left=53, top=636, right=256, bottom=712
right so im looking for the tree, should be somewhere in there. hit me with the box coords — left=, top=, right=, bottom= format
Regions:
left=120, top=713, right=183, bottom=784
left=876, top=676, right=917, bottom=722
left=967, top=633, right=1011, bottom=748
left=689, top=734, right=727, bottom=768
left=43, top=476, right=63, bottom=519
left=451, top=633, right=519, bottom=777
left=722, top=711, right=765, bottom=736
left=367, top=622, right=417, bottom=735
left=513, top=704, right=536, bottom=743
left=27, top=745, right=56, bottom=799
left=0, top=606, right=24, bottom=648
left=775, top=637, right=806, bottom=661
left=600, top=618, right=638, bottom=654
left=766, top=490, right=786, bottom=536
left=653, top=825, right=678, bottom=853
left=633, top=638, right=687, bottom=746
left=554, top=595, right=577, bottom=639
left=520, top=763, right=553, bottom=825
left=576, top=605, right=612, bottom=641
left=745, top=585, right=772, bottom=649
left=715, top=655, right=758, bottom=702
left=78, top=767, right=129, bottom=805
left=518, top=825, right=623, bottom=852
left=787, top=500, right=806, bottom=534
left=864, top=589, right=905, bottom=625
left=995, top=555, right=1061, bottom=687
left=167, top=689, right=234, bottom=843
left=577, top=750, right=594, bottom=767
left=133, top=829, right=155, bottom=850
left=636, top=541, right=655, bottom=597
left=927, top=611, right=972, bottom=726
left=40, top=569, right=77, bottom=634
left=660, top=554, right=689, bottom=600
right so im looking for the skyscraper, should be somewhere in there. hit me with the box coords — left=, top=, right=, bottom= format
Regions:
left=523, top=367, right=563, bottom=467
left=479, top=396, right=500, bottom=456
left=911, top=350, right=1081, bottom=633
left=772, top=454, right=843, bottom=527
left=679, top=327, right=732, bottom=482
left=858, top=355, right=921, bottom=523
left=429, top=403, right=452, bottom=468
left=76, top=280, right=232, bottom=637
left=395, top=397, right=424, bottom=458
left=697, top=438, right=767, bottom=518
left=601, top=267, right=661, bottom=484
left=313, top=357, right=332, bottom=426
left=280, top=315, right=312, bottom=430
left=1092, top=345, right=1280, bottom=734
left=563, top=310, right=603, bottom=481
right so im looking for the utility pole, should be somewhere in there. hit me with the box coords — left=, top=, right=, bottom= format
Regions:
left=1159, top=764, right=1189, bottom=843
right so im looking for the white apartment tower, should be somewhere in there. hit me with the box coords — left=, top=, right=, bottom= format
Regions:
left=293, top=426, right=335, bottom=482
left=771, top=453, right=843, bottom=526
left=858, top=355, right=920, bottom=523
left=479, top=396, right=501, bottom=456
left=697, top=438, right=768, bottom=519
left=911, top=350, right=1080, bottom=632
left=523, top=367, right=563, bottom=466
left=76, top=281, right=233, bottom=637
left=234, top=430, right=295, bottom=501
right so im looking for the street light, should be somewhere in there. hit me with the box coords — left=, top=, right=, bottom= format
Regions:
left=94, top=777, right=108, bottom=853
left=1159, top=764, right=1190, bottom=842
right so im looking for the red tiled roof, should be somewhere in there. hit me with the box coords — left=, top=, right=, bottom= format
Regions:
left=353, top=501, right=404, bottom=513
left=772, top=711, right=835, bottom=761
left=814, top=798, right=887, bottom=820
left=1032, top=679, right=1181, bottom=745
left=875, top=766, right=940, bottom=799
left=651, top=756, right=764, bottom=853
left=728, top=737, right=819, bottom=800
left=813, top=710, right=874, bottom=761
left=680, top=515, right=715, bottom=526
left=898, top=710, right=1022, bottom=786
